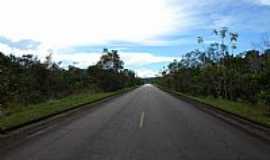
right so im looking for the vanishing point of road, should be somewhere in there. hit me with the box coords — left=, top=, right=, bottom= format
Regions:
left=1, top=85, right=270, bottom=160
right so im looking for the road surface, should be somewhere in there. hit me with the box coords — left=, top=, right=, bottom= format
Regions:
left=1, top=85, right=270, bottom=160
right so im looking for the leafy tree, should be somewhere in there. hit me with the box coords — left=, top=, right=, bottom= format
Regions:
left=0, top=49, right=141, bottom=109
left=230, top=32, right=239, bottom=54
left=197, top=36, right=206, bottom=65
left=157, top=28, right=270, bottom=109
left=97, top=48, right=124, bottom=72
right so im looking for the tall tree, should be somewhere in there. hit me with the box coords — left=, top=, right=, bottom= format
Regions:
left=98, top=49, right=124, bottom=72
left=213, top=27, right=229, bottom=57
left=230, top=32, right=239, bottom=55
left=197, top=36, right=206, bottom=65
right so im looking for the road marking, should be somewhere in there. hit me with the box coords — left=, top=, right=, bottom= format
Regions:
left=27, top=129, right=48, bottom=138
left=139, top=112, right=145, bottom=128
left=27, top=125, right=54, bottom=138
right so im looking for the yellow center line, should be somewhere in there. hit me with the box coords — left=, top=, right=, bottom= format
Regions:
left=139, top=112, right=145, bottom=128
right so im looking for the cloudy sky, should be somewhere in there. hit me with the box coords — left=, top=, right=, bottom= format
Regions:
left=0, top=0, right=270, bottom=77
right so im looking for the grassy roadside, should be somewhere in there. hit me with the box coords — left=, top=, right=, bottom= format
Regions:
left=0, top=87, right=135, bottom=131
left=158, top=86, right=270, bottom=127
left=192, top=96, right=270, bottom=127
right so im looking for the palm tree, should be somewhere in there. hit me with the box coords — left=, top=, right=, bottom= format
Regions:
left=230, top=32, right=239, bottom=55
left=213, top=27, right=229, bottom=98
left=213, top=27, right=228, bottom=57
left=197, top=36, right=204, bottom=44
left=220, top=27, right=228, bottom=57
left=197, top=36, right=206, bottom=65
left=213, top=29, right=218, bottom=36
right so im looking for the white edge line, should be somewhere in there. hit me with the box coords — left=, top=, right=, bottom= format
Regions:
left=139, top=112, right=145, bottom=128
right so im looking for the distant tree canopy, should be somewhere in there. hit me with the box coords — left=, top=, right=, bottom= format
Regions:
left=0, top=49, right=142, bottom=108
left=97, top=49, right=124, bottom=72
left=157, top=27, right=270, bottom=107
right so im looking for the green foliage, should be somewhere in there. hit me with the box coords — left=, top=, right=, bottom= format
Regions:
left=0, top=88, right=134, bottom=130
left=87, top=49, right=142, bottom=91
left=97, top=49, right=124, bottom=72
left=174, top=92, right=270, bottom=127
left=0, top=49, right=142, bottom=109
left=157, top=28, right=270, bottom=110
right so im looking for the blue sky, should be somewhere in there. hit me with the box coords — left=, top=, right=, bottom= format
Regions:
left=0, top=0, right=270, bottom=77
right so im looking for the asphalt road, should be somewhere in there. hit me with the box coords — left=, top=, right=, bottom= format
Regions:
left=2, top=84, right=270, bottom=160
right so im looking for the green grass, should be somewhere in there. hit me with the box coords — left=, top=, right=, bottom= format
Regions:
left=0, top=88, right=133, bottom=131
left=176, top=92, right=270, bottom=127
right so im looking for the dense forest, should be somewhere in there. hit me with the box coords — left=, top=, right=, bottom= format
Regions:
left=157, top=27, right=270, bottom=108
left=0, top=48, right=142, bottom=109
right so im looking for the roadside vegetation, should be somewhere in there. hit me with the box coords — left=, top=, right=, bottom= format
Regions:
left=156, top=27, right=270, bottom=125
left=169, top=91, right=270, bottom=127
left=0, top=48, right=142, bottom=130
left=196, top=96, right=270, bottom=126
left=0, top=88, right=133, bottom=130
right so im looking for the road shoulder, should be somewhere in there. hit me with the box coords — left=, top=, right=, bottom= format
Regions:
left=0, top=87, right=138, bottom=149
left=157, top=86, right=270, bottom=143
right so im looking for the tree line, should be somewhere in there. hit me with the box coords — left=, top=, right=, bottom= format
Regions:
left=0, top=48, right=142, bottom=108
left=157, top=27, right=270, bottom=107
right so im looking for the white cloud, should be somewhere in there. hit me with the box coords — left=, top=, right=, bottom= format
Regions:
left=0, top=0, right=188, bottom=48
left=0, top=43, right=49, bottom=60
left=0, top=43, right=176, bottom=77
left=252, top=0, right=270, bottom=5
left=4, top=0, right=268, bottom=77
left=134, top=68, right=159, bottom=78
left=46, top=51, right=177, bottom=69
left=211, top=15, right=234, bottom=28
left=120, top=52, right=177, bottom=66
left=0, top=44, right=12, bottom=55
left=52, top=51, right=177, bottom=70
left=52, top=52, right=101, bottom=68
left=1, top=0, right=268, bottom=49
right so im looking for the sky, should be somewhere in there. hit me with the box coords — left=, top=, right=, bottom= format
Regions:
left=0, top=0, right=270, bottom=77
